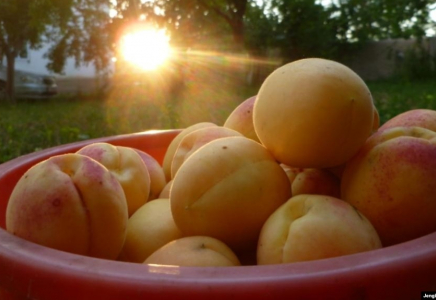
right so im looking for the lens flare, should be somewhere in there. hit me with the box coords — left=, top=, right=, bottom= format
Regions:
left=120, top=29, right=171, bottom=71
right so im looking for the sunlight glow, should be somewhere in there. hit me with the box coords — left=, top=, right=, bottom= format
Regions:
left=120, top=29, right=171, bottom=71
left=109, top=8, right=117, bottom=18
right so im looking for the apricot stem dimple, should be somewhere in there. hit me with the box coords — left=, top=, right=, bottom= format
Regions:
left=63, top=168, right=75, bottom=177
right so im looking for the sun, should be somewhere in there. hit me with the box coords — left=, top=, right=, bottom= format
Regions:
left=119, top=28, right=171, bottom=71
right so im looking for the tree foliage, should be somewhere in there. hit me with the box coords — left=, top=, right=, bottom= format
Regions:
left=0, top=0, right=75, bottom=101
left=0, top=0, right=117, bottom=101
left=45, top=0, right=114, bottom=74
left=333, top=0, right=433, bottom=43
left=150, top=0, right=248, bottom=51
left=244, top=1, right=278, bottom=56
left=105, top=0, right=247, bottom=51
left=254, top=0, right=435, bottom=62
left=266, top=0, right=341, bottom=60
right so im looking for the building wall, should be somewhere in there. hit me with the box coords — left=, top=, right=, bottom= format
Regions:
left=0, top=44, right=112, bottom=94
left=1, top=44, right=97, bottom=78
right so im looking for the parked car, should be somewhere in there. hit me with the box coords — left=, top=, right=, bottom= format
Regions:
left=0, top=69, right=58, bottom=100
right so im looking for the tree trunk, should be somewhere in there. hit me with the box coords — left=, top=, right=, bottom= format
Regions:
left=196, top=0, right=247, bottom=51
left=230, top=0, right=247, bottom=51
left=230, top=18, right=245, bottom=51
left=5, top=51, right=15, bottom=103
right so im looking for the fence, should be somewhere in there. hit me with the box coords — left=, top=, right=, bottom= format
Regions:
left=344, top=37, right=436, bottom=81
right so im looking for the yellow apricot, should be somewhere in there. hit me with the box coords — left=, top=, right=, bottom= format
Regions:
left=143, top=236, right=241, bottom=267
left=162, top=122, right=217, bottom=181
left=253, top=58, right=374, bottom=168
left=170, top=136, right=291, bottom=252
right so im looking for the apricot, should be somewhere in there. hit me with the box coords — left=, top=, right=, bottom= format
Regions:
left=170, top=136, right=291, bottom=251
left=134, top=149, right=167, bottom=200
left=379, top=108, right=436, bottom=132
left=6, top=153, right=128, bottom=260
left=118, top=198, right=183, bottom=263
left=253, top=58, right=374, bottom=168
left=341, top=126, right=436, bottom=246
left=223, top=95, right=260, bottom=143
left=159, top=179, right=172, bottom=199
left=281, top=165, right=341, bottom=198
left=143, top=236, right=241, bottom=267
left=170, top=126, right=242, bottom=178
left=162, top=122, right=217, bottom=181
left=77, top=142, right=150, bottom=217
left=257, top=194, right=382, bottom=265
left=372, top=105, right=380, bottom=132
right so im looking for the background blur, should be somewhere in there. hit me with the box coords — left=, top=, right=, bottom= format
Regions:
left=1, top=0, right=436, bottom=94
left=1, top=0, right=436, bottom=162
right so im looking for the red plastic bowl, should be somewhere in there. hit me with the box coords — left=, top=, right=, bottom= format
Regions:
left=0, top=129, right=435, bottom=300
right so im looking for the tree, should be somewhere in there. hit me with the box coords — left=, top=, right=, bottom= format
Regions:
left=2, top=0, right=434, bottom=102
left=196, top=0, right=248, bottom=49
left=144, top=0, right=248, bottom=51
left=244, top=1, right=276, bottom=54
left=48, top=1, right=113, bottom=73
left=0, top=0, right=75, bottom=102
left=253, top=0, right=435, bottom=63
left=267, top=0, right=340, bottom=61
left=0, top=0, right=117, bottom=102
left=162, top=1, right=225, bottom=49
left=332, top=0, right=433, bottom=43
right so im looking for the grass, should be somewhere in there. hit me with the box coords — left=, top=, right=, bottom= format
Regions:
left=0, top=70, right=258, bottom=163
left=368, top=79, right=436, bottom=124
left=1, top=76, right=436, bottom=164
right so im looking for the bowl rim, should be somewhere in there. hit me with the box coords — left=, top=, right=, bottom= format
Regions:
left=2, top=218, right=436, bottom=285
